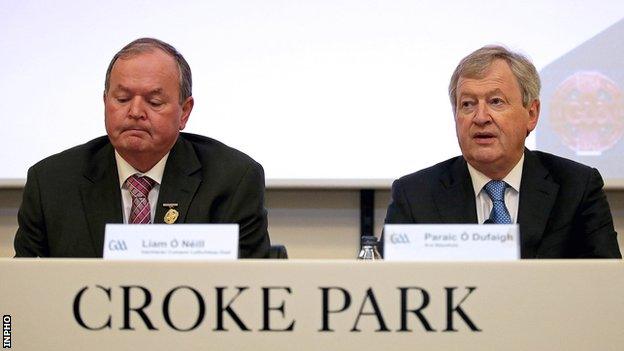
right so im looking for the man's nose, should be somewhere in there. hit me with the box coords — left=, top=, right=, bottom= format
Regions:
left=128, top=97, right=146, bottom=119
left=472, top=102, right=491, bottom=125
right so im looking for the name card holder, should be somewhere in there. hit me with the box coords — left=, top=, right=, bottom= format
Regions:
left=384, top=224, right=520, bottom=261
left=103, top=224, right=239, bottom=260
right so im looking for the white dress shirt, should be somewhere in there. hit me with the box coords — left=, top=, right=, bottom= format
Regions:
left=467, top=155, right=524, bottom=224
left=115, top=151, right=169, bottom=224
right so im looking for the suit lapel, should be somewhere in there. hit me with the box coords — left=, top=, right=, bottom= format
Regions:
left=434, top=157, right=477, bottom=223
left=517, top=149, right=559, bottom=258
left=80, top=143, right=123, bottom=256
left=154, top=137, right=202, bottom=224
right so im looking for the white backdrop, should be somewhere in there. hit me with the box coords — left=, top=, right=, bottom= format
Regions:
left=1, top=1, right=623, bottom=186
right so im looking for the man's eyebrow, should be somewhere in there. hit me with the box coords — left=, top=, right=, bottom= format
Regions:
left=111, top=84, right=131, bottom=93
left=458, top=91, right=476, bottom=99
left=146, top=88, right=164, bottom=95
left=111, top=85, right=165, bottom=96
left=458, top=88, right=506, bottom=98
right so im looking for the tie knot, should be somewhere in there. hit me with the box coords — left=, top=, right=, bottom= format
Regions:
left=126, top=174, right=156, bottom=198
left=484, top=180, right=507, bottom=202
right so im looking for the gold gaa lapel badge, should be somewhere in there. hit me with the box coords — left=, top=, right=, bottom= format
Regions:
left=162, top=203, right=179, bottom=224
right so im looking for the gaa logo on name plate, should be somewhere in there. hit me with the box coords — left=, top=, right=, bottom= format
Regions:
left=107, top=239, right=128, bottom=251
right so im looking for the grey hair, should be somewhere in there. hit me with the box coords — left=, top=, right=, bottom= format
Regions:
left=448, top=45, right=540, bottom=114
left=104, top=37, right=192, bottom=104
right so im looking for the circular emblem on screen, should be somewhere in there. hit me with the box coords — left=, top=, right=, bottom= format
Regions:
left=549, top=71, right=624, bottom=155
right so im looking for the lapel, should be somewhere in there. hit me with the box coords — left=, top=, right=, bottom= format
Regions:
left=517, top=149, right=559, bottom=257
left=154, top=137, right=202, bottom=224
left=434, top=157, right=478, bottom=223
left=80, top=142, right=123, bottom=256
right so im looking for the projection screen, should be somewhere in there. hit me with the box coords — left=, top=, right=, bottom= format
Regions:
left=1, top=1, right=623, bottom=188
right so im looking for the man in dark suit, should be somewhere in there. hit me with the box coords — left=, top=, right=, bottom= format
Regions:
left=14, top=38, right=270, bottom=258
left=385, top=45, right=621, bottom=258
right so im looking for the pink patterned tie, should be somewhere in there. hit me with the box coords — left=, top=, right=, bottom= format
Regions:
left=126, top=174, right=156, bottom=224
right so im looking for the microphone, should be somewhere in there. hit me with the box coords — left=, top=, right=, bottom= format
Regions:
left=483, top=219, right=494, bottom=224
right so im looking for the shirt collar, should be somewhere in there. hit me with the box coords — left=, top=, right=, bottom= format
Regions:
left=115, top=151, right=169, bottom=189
left=467, top=154, right=524, bottom=196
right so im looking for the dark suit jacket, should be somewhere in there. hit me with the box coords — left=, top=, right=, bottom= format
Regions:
left=14, top=133, right=271, bottom=258
left=384, top=149, right=621, bottom=258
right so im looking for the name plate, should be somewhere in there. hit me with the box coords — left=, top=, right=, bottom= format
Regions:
left=384, top=224, right=520, bottom=261
left=103, top=224, right=239, bottom=260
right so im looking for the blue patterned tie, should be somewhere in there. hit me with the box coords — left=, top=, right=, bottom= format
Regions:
left=484, top=180, right=512, bottom=224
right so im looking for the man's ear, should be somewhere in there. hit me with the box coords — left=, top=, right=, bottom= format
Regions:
left=526, top=99, right=540, bottom=133
left=179, top=96, right=194, bottom=130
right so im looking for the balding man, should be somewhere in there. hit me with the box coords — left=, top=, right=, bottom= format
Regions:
left=15, top=38, right=270, bottom=258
